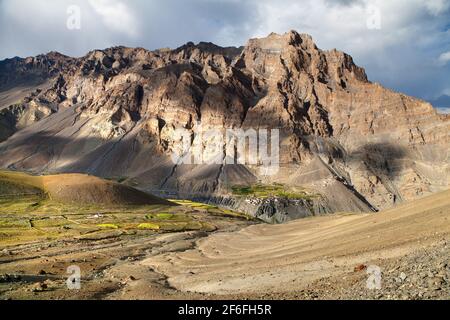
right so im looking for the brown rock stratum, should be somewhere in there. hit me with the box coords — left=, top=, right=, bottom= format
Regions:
left=0, top=31, right=449, bottom=215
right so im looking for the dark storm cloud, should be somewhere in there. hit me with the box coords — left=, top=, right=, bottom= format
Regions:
left=0, top=0, right=449, bottom=100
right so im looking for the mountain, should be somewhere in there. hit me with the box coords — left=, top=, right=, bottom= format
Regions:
left=0, top=170, right=172, bottom=206
left=0, top=30, right=449, bottom=219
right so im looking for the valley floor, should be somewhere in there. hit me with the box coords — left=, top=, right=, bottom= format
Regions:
left=0, top=190, right=449, bottom=300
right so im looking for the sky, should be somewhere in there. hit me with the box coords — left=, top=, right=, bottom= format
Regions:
left=0, top=0, right=449, bottom=101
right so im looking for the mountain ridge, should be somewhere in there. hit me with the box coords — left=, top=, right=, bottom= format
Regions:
left=0, top=30, right=448, bottom=220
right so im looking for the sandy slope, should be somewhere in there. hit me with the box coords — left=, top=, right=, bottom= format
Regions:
left=0, top=170, right=171, bottom=205
left=145, top=189, right=450, bottom=296
left=0, top=82, right=52, bottom=110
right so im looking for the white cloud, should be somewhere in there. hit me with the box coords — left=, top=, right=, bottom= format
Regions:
left=240, top=0, right=447, bottom=57
left=437, top=107, right=450, bottom=114
left=438, top=51, right=450, bottom=65
left=0, top=0, right=449, bottom=99
left=88, top=0, right=139, bottom=37
left=425, top=0, right=450, bottom=15
left=231, top=0, right=450, bottom=99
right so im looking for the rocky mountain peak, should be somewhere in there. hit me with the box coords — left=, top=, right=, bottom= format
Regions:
left=0, top=31, right=448, bottom=214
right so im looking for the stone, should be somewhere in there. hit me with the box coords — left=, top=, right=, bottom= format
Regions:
left=32, top=282, right=47, bottom=292
left=354, top=264, right=367, bottom=272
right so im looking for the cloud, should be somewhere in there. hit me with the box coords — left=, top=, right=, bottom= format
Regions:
left=438, top=51, right=450, bottom=65
left=425, top=0, right=450, bottom=15
left=0, top=0, right=449, bottom=100
left=88, top=0, right=139, bottom=37
left=236, top=0, right=450, bottom=100
left=437, top=107, right=450, bottom=114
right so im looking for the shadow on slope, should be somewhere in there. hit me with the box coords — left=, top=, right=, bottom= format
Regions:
left=348, top=142, right=408, bottom=179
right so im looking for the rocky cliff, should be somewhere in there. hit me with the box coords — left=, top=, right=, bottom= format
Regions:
left=0, top=30, right=448, bottom=217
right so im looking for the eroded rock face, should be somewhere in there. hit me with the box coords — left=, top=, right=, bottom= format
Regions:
left=0, top=30, right=448, bottom=213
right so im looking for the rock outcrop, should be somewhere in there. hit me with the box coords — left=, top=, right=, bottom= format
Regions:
left=0, top=31, right=448, bottom=216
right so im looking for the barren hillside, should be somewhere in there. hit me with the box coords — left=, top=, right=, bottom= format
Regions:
left=0, top=31, right=449, bottom=219
left=145, top=189, right=450, bottom=299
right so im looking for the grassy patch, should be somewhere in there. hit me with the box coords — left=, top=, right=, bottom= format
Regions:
left=145, top=212, right=191, bottom=221
left=0, top=196, right=45, bottom=213
left=97, top=223, right=120, bottom=229
left=0, top=171, right=256, bottom=247
left=0, top=171, right=45, bottom=190
left=137, top=223, right=160, bottom=230
left=0, top=218, right=30, bottom=228
left=169, top=199, right=217, bottom=210
left=33, top=218, right=69, bottom=228
left=159, top=221, right=216, bottom=232
left=155, top=213, right=173, bottom=219
left=231, top=183, right=316, bottom=200
left=207, top=208, right=254, bottom=221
